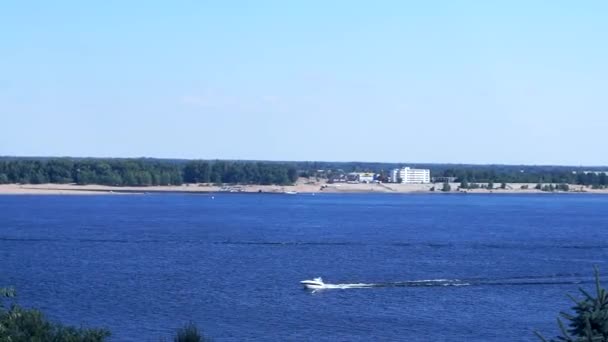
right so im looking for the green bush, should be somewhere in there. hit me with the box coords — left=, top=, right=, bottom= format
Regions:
left=542, top=184, right=555, bottom=192
left=1, top=287, right=109, bottom=342
left=174, top=322, right=210, bottom=342
left=2, top=287, right=213, bottom=341
left=0, top=306, right=110, bottom=341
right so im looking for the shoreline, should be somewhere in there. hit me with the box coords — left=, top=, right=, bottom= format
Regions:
left=1, top=182, right=607, bottom=195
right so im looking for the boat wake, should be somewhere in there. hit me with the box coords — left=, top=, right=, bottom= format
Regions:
left=305, top=279, right=470, bottom=291
left=302, top=273, right=600, bottom=292
left=321, top=283, right=378, bottom=289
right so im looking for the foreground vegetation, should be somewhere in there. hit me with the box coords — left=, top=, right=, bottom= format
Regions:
left=1, top=287, right=210, bottom=341
left=537, top=267, right=608, bottom=341
left=0, top=287, right=109, bottom=341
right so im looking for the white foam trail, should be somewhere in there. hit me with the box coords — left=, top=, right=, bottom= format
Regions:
left=312, top=279, right=471, bottom=291
left=324, top=283, right=376, bottom=289
left=307, top=274, right=597, bottom=292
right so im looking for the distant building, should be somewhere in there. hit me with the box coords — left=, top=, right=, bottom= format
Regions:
left=432, top=176, right=457, bottom=183
left=346, top=172, right=376, bottom=183
left=328, top=174, right=347, bottom=183
left=574, top=171, right=608, bottom=176
left=358, top=172, right=375, bottom=183
left=390, top=167, right=431, bottom=184
left=345, top=173, right=358, bottom=182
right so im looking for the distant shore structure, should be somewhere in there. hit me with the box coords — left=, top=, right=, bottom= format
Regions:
left=573, top=170, right=608, bottom=176
left=431, top=176, right=457, bottom=183
left=347, top=172, right=375, bottom=183
left=390, top=167, right=431, bottom=184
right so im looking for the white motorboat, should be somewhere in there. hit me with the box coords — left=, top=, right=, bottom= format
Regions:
left=300, top=277, right=325, bottom=290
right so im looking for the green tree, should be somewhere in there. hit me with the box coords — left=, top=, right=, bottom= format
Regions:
left=488, top=182, right=494, bottom=190
left=136, top=171, right=152, bottom=186
left=536, top=267, right=608, bottom=341
left=184, top=161, right=211, bottom=183
left=122, top=171, right=137, bottom=186
left=600, top=173, right=608, bottom=186
left=287, top=167, right=298, bottom=183
left=460, top=180, right=469, bottom=189
left=160, top=172, right=171, bottom=186
left=47, top=159, right=74, bottom=183
left=442, top=182, right=451, bottom=192
left=76, top=169, right=97, bottom=185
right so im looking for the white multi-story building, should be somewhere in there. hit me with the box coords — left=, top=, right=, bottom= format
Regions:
left=390, top=167, right=431, bottom=184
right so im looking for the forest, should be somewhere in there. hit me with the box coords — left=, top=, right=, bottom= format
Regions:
left=0, top=158, right=298, bottom=186
left=0, top=157, right=607, bottom=187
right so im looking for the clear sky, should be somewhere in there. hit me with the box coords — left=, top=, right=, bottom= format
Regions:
left=1, top=1, right=607, bottom=165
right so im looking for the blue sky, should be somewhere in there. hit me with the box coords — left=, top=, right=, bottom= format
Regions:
left=1, top=1, right=607, bottom=165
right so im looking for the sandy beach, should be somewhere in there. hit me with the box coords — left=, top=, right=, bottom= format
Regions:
left=1, top=180, right=607, bottom=195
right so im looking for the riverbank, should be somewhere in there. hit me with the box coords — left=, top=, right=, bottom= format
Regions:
left=1, top=181, right=608, bottom=195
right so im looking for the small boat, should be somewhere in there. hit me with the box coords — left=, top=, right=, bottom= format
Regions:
left=284, top=191, right=298, bottom=195
left=300, top=277, right=325, bottom=290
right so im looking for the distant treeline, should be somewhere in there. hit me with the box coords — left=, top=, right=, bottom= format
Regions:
left=183, top=160, right=297, bottom=185
left=0, top=159, right=297, bottom=186
left=434, top=167, right=608, bottom=186
left=296, top=161, right=608, bottom=187
left=1, top=157, right=608, bottom=187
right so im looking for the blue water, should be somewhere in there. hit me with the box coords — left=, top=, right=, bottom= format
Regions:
left=1, top=193, right=607, bottom=341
